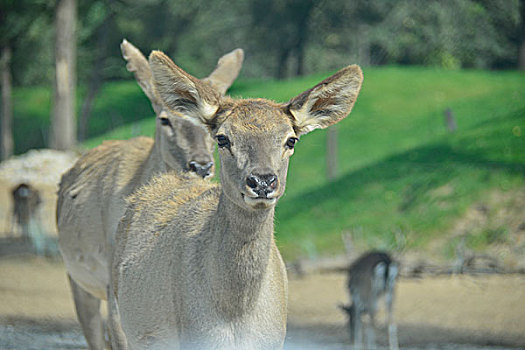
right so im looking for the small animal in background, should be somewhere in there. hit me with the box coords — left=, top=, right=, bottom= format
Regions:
left=11, top=183, right=41, bottom=239
left=339, top=250, right=399, bottom=350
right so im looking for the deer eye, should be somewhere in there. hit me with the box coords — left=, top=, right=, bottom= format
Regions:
left=285, top=137, right=298, bottom=149
left=159, top=117, right=171, bottom=127
left=216, top=134, right=231, bottom=148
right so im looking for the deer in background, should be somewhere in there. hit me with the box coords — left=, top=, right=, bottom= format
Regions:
left=11, top=182, right=41, bottom=239
left=339, top=251, right=399, bottom=350
left=109, top=50, right=363, bottom=349
left=57, top=40, right=244, bottom=350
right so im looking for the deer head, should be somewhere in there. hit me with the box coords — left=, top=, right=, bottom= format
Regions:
left=121, top=40, right=244, bottom=178
left=150, top=51, right=362, bottom=209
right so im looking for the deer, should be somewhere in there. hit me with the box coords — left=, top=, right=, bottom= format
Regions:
left=10, top=182, right=41, bottom=239
left=339, top=251, right=399, bottom=350
left=108, top=49, right=363, bottom=350
left=56, top=40, right=244, bottom=350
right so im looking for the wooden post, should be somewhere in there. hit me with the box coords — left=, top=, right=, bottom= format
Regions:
left=326, top=126, right=338, bottom=181
left=444, top=107, right=457, bottom=133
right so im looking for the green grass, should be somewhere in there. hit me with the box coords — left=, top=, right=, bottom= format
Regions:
left=12, top=82, right=153, bottom=153
left=273, top=67, right=525, bottom=259
left=83, top=116, right=156, bottom=149
left=11, top=66, right=525, bottom=261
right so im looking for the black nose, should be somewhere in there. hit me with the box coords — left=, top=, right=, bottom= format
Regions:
left=189, top=161, right=214, bottom=178
left=246, top=173, right=278, bottom=197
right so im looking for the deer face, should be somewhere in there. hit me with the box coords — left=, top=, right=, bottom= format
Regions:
left=120, top=40, right=244, bottom=179
left=211, top=100, right=297, bottom=209
left=149, top=51, right=363, bottom=210
left=156, top=110, right=215, bottom=178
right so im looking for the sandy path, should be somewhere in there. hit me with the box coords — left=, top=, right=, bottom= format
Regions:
left=287, top=272, right=525, bottom=348
left=0, top=258, right=77, bottom=323
left=1, top=257, right=524, bottom=349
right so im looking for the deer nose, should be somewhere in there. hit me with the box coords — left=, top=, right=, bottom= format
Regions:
left=189, top=161, right=214, bottom=178
left=246, top=173, right=278, bottom=197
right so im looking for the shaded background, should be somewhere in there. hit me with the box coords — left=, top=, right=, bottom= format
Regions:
left=2, top=0, right=525, bottom=153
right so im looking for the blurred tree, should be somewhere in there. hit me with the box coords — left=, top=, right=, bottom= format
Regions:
left=308, top=0, right=395, bottom=68
left=77, top=0, right=119, bottom=141
left=0, top=0, right=51, bottom=158
left=250, top=0, right=316, bottom=79
left=2, top=0, right=524, bottom=154
left=374, top=0, right=520, bottom=69
left=519, top=0, right=525, bottom=70
left=50, top=0, right=77, bottom=150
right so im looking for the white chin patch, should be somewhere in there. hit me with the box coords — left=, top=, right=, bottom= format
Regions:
left=243, top=195, right=276, bottom=209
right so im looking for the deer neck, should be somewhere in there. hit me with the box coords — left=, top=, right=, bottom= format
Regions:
left=142, top=139, right=167, bottom=182
left=207, top=192, right=275, bottom=318
left=145, top=129, right=185, bottom=180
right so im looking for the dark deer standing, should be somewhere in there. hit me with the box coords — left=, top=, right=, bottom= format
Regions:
left=11, top=183, right=41, bottom=239
left=340, top=251, right=399, bottom=350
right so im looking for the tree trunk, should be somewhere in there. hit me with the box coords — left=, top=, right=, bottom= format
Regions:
left=78, top=82, right=100, bottom=142
left=326, top=126, right=338, bottom=181
left=276, top=48, right=290, bottom=80
left=1, top=45, right=13, bottom=160
left=51, top=0, right=77, bottom=150
left=294, top=0, right=314, bottom=76
left=78, top=7, right=114, bottom=142
left=519, top=0, right=525, bottom=70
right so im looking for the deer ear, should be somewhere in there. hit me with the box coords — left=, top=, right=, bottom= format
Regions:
left=287, top=65, right=363, bottom=136
left=149, top=50, right=220, bottom=127
left=203, top=48, right=244, bottom=96
left=121, top=39, right=164, bottom=115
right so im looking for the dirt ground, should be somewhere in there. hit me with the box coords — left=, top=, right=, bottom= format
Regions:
left=0, top=256, right=524, bottom=350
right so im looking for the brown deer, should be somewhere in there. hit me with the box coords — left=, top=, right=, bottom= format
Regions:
left=109, top=50, right=363, bottom=349
left=339, top=251, right=399, bottom=350
left=57, top=40, right=244, bottom=350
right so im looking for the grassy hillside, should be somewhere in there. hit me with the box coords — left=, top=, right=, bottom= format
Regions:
left=13, top=66, right=525, bottom=260
left=12, top=82, right=152, bottom=154
left=273, top=67, right=525, bottom=260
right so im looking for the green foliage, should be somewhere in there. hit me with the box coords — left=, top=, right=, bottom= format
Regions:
left=468, top=227, right=510, bottom=249
left=2, top=0, right=524, bottom=87
left=12, top=81, right=154, bottom=153
left=11, top=86, right=52, bottom=153
left=82, top=116, right=155, bottom=149
left=1, top=0, right=54, bottom=86
left=445, top=226, right=511, bottom=258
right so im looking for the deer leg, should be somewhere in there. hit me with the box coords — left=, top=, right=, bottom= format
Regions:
left=386, top=265, right=399, bottom=350
left=68, top=274, right=105, bottom=350
left=386, top=290, right=399, bottom=350
left=352, top=304, right=363, bottom=350
left=107, top=282, right=128, bottom=349
left=366, top=312, right=376, bottom=350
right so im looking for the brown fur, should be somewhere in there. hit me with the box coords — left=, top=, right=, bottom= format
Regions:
left=57, top=41, right=244, bottom=350
left=109, top=50, right=363, bottom=349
